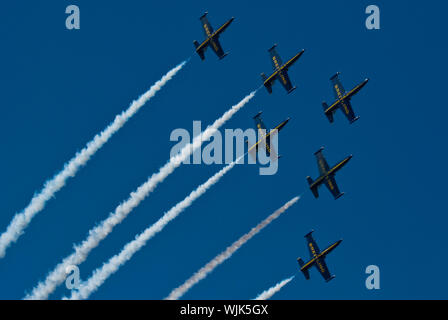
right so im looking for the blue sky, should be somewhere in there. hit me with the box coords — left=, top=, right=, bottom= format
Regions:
left=0, top=0, right=447, bottom=299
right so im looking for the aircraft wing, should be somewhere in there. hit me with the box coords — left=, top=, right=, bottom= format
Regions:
left=214, top=18, right=234, bottom=37
left=331, top=73, right=346, bottom=100
left=253, top=113, right=280, bottom=160
left=305, top=232, right=321, bottom=258
left=264, top=132, right=279, bottom=160
left=315, top=257, right=333, bottom=282
left=324, top=175, right=343, bottom=199
left=246, top=131, right=279, bottom=161
left=200, top=14, right=214, bottom=38
left=209, top=38, right=225, bottom=58
left=315, top=150, right=330, bottom=175
left=282, top=49, right=305, bottom=71
left=339, top=99, right=357, bottom=123
left=277, top=70, right=294, bottom=93
left=269, top=46, right=283, bottom=71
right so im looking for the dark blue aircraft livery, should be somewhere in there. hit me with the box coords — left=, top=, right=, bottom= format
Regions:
left=306, top=147, right=352, bottom=200
left=193, top=12, right=234, bottom=60
left=322, top=72, right=369, bottom=124
left=246, top=111, right=290, bottom=162
left=297, top=230, right=342, bottom=282
left=261, top=44, right=305, bottom=94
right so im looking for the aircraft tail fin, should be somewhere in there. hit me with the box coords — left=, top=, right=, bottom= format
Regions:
left=322, top=102, right=334, bottom=123
left=193, top=41, right=205, bottom=60
left=297, top=258, right=310, bottom=280
left=307, top=176, right=319, bottom=198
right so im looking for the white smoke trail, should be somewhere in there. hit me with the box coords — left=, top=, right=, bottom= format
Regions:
left=254, top=276, right=295, bottom=300
left=67, top=156, right=244, bottom=300
left=166, top=196, right=300, bottom=300
left=0, top=61, right=187, bottom=259
left=25, top=91, right=257, bottom=300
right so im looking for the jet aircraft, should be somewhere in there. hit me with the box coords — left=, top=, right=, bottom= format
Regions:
left=261, top=44, right=305, bottom=94
left=322, top=72, right=369, bottom=124
left=193, top=12, right=234, bottom=60
left=246, top=111, right=290, bottom=161
left=297, top=230, right=342, bottom=282
left=306, top=147, right=352, bottom=200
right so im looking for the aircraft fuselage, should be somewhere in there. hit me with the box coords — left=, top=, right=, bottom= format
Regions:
left=196, top=18, right=234, bottom=52
left=263, top=50, right=305, bottom=86
left=300, top=240, right=342, bottom=271
left=248, top=118, right=290, bottom=153
left=310, top=155, right=352, bottom=189
left=325, top=79, right=369, bottom=114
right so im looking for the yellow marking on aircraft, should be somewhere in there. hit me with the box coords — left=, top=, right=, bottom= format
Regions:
left=272, top=56, right=280, bottom=69
left=264, top=71, right=278, bottom=84
left=327, top=159, right=348, bottom=175
left=247, top=121, right=285, bottom=154
left=264, top=51, right=303, bottom=86
left=316, top=260, right=326, bottom=273
left=213, top=20, right=231, bottom=36
left=280, top=51, right=303, bottom=71
left=335, top=85, right=343, bottom=99
left=204, top=24, right=212, bottom=37
left=196, top=38, right=210, bottom=51
left=280, top=73, right=287, bottom=84
left=327, top=179, right=334, bottom=190
left=325, top=83, right=362, bottom=113
left=309, top=243, right=318, bottom=257
left=321, top=242, right=339, bottom=256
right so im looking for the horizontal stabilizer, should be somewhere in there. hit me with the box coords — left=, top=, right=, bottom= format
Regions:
left=193, top=40, right=205, bottom=60
left=307, top=176, right=319, bottom=198
left=260, top=73, right=268, bottom=82
left=253, top=111, right=263, bottom=119
left=264, top=83, right=272, bottom=94
left=297, top=258, right=310, bottom=280
left=311, top=187, right=319, bottom=199
left=322, top=102, right=334, bottom=123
